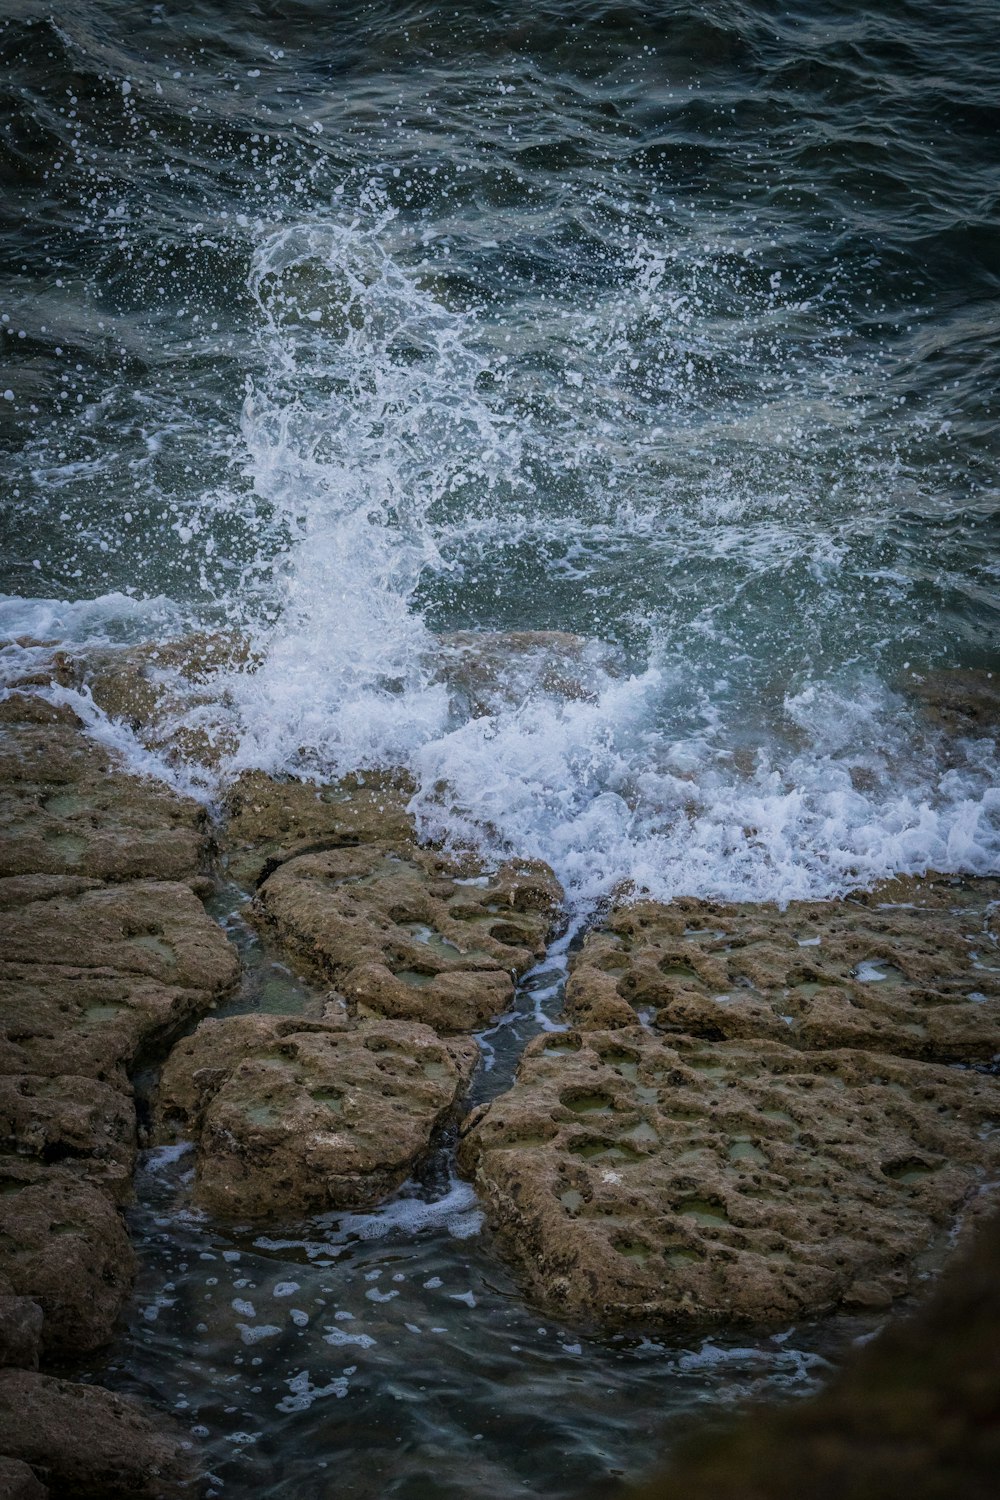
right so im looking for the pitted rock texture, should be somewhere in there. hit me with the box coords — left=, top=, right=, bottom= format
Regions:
left=0, top=694, right=209, bottom=884
left=0, top=1075, right=136, bottom=1198
left=253, top=843, right=563, bottom=1032
left=565, top=882, right=1000, bottom=1062
left=0, top=1161, right=136, bottom=1359
left=155, top=1012, right=478, bottom=1219
left=459, top=1025, right=1000, bottom=1327
left=0, top=881, right=240, bottom=1085
left=627, top=1208, right=1000, bottom=1500
left=221, top=767, right=415, bottom=888
left=0, top=702, right=235, bottom=1383
left=0, top=1369, right=191, bottom=1500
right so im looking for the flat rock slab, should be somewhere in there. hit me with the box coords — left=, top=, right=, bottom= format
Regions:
left=220, top=767, right=416, bottom=888
left=156, top=1014, right=479, bottom=1219
left=459, top=1026, right=1000, bottom=1328
left=0, top=1162, right=135, bottom=1359
left=0, top=881, right=239, bottom=1085
left=0, top=1369, right=190, bottom=1500
left=253, top=844, right=563, bottom=1032
left=566, top=881, right=1000, bottom=1063
left=0, top=695, right=209, bottom=884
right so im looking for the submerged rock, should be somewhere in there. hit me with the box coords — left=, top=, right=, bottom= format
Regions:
left=155, top=1013, right=478, bottom=1218
left=906, top=667, right=1000, bottom=738
left=253, top=843, right=562, bottom=1032
left=459, top=1025, right=1000, bottom=1326
left=0, top=1370, right=191, bottom=1499
left=432, top=629, right=624, bottom=716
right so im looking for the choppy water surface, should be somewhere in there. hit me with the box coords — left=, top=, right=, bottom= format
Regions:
left=2, top=0, right=999, bottom=1493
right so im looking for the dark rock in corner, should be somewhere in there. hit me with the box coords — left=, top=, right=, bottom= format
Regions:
left=0, top=1370, right=191, bottom=1500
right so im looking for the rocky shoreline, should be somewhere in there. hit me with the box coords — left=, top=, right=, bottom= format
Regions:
left=1, top=649, right=998, bottom=1496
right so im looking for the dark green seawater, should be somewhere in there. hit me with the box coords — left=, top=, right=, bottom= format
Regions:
left=1, top=1, right=999, bottom=1494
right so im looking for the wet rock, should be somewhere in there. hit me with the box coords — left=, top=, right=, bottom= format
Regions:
left=0, top=695, right=210, bottom=884
left=155, top=1013, right=478, bottom=1218
left=627, top=1206, right=1000, bottom=1500
left=566, top=884, right=1000, bottom=1063
left=0, top=882, right=239, bottom=1085
left=906, top=667, right=1000, bottom=738
left=55, top=630, right=253, bottom=770
left=0, top=1296, right=43, bottom=1371
left=458, top=1025, right=1000, bottom=1327
left=0, top=1162, right=135, bottom=1358
left=253, top=843, right=562, bottom=1032
left=432, top=630, right=624, bottom=715
left=0, top=1456, right=48, bottom=1500
left=0, top=1075, right=136, bottom=1196
left=221, top=767, right=415, bottom=888
left=0, top=1369, right=190, bottom=1499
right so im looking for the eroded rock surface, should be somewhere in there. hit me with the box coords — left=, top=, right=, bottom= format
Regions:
left=156, top=1012, right=478, bottom=1218
left=459, top=1025, right=1000, bottom=1326
left=0, top=1370, right=191, bottom=1500
left=253, top=843, right=562, bottom=1032
left=0, top=881, right=239, bottom=1087
left=566, top=883, right=1000, bottom=1062
left=0, top=689, right=237, bottom=1491
left=0, top=1162, right=136, bottom=1360
left=629, top=1206, right=1000, bottom=1500
left=0, top=695, right=209, bottom=884
left=220, top=767, right=415, bottom=888
left=461, top=877, right=1000, bottom=1328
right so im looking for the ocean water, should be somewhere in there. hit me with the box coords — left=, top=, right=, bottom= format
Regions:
left=2, top=0, right=999, bottom=906
left=2, top=2, right=999, bottom=1493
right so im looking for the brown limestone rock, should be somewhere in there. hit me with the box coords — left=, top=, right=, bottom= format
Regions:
left=565, top=883, right=1000, bottom=1063
left=54, top=630, right=253, bottom=770
left=0, top=1369, right=190, bottom=1500
left=253, top=843, right=562, bottom=1032
left=220, top=767, right=416, bottom=888
left=0, top=695, right=209, bottom=884
left=0, top=881, right=239, bottom=1085
left=0, top=1075, right=136, bottom=1195
left=0, top=1162, right=135, bottom=1358
left=155, top=1013, right=478, bottom=1219
left=458, top=1025, right=1000, bottom=1328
